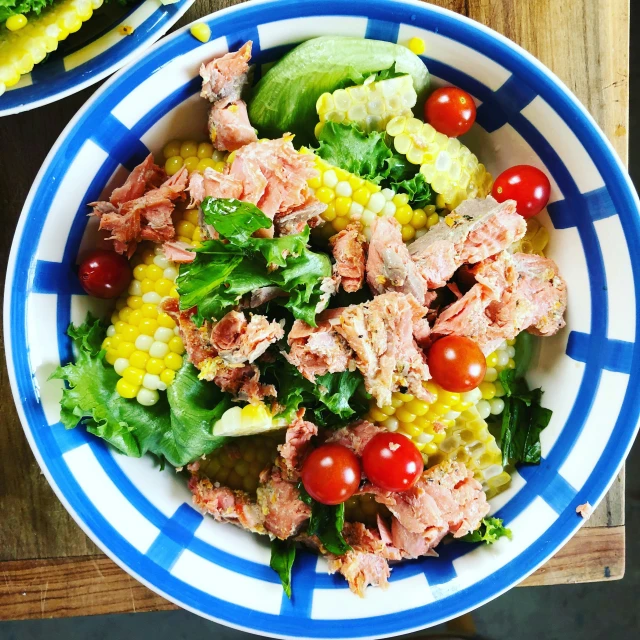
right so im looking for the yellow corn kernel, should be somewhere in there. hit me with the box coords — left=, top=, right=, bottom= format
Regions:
left=120, top=325, right=139, bottom=343
left=190, top=23, right=211, bottom=43
left=6, top=14, right=28, bottom=31
left=146, top=358, right=165, bottom=375
left=140, top=279, right=155, bottom=294
left=164, top=352, right=183, bottom=371
left=197, top=158, right=217, bottom=172
left=127, top=295, right=143, bottom=310
left=335, top=196, right=351, bottom=217
left=214, top=161, right=226, bottom=172
left=117, top=341, right=136, bottom=359
left=128, top=310, right=143, bottom=326
left=145, top=264, right=163, bottom=281
left=507, top=358, right=516, bottom=369
left=479, top=382, right=496, bottom=400
left=180, top=141, right=198, bottom=158
left=129, top=350, right=150, bottom=369
left=197, top=141, right=214, bottom=158
left=176, top=220, right=196, bottom=238
left=411, top=209, right=428, bottom=229
left=401, top=225, right=416, bottom=242
left=380, top=404, right=396, bottom=416
left=407, top=36, right=425, bottom=55
left=396, top=408, right=417, bottom=423
left=165, top=156, right=184, bottom=176
left=116, top=378, right=139, bottom=399
left=154, top=278, right=173, bottom=296
left=163, top=140, right=181, bottom=159
left=105, top=350, right=118, bottom=365
left=123, top=367, right=145, bottom=386
left=158, top=313, right=176, bottom=329
left=395, top=204, right=413, bottom=225
left=405, top=399, right=430, bottom=417
left=332, top=217, right=349, bottom=232
left=323, top=203, right=337, bottom=221
left=118, top=308, right=132, bottom=323
left=160, top=369, right=176, bottom=386
left=169, top=286, right=180, bottom=299
left=427, top=212, right=440, bottom=227
left=400, top=422, right=421, bottom=438
left=139, top=319, right=158, bottom=336
left=308, top=175, right=322, bottom=189
left=133, top=264, right=147, bottom=281
left=316, top=186, right=335, bottom=204
left=486, top=352, right=499, bottom=368
left=141, top=303, right=159, bottom=319
left=369, top=408, right=388, bottom=423
left=183, top=209, right=200, bottom=226
left=183, top=156, right=200, bottom=172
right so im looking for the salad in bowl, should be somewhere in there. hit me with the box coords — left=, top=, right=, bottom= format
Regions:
left=54, top=35, right=568, bottom=597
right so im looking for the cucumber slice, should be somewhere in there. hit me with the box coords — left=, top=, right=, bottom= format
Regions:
left=248, top=36, right=430, bottom=145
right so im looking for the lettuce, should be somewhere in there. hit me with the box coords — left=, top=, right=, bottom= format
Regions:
left=388, top=172, right=435, bottom=209
left=0, top=0, right=54, bottom=21
left=497, top=368, right=552, bottom=466
left=50, top=315, right=231, bottom=467
left=462, top=517, right=512, bottom=544
left=259, top=357, right=369, bottom=428
left=313, top=123, right=436, bottom=208
left=248, top=36, right=429, bottom=145
left=176, top=198, right=332, bottom=326
left=298, top=483, right=350, bottom=555
left=270, top=540, right=296, bottom=598
left=315, top=122, right=393, bottom=184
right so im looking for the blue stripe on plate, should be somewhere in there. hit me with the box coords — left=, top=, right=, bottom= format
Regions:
left=518, top=463, right=577, bottom=514
left=365, top=18, right=400, bottom=43
left=147, top=503, right=203, bottom=571
left=475, top=74, right=538, bottom=133
left=50, top=421, right=89, bottom=454
left=566, top=331, right=634, bottom=374
left=91, top=114, right=150, bottom=170
left=547, top=187, right=617, bottom=229
left=33, top=261, right=85, bottom=296
left=280, top=550, right=317, bottom=617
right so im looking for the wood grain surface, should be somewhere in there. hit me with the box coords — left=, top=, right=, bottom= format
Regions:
left=0, top=0, right=629, bottom=621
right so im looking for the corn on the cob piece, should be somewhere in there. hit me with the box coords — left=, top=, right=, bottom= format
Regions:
left=386, top=115, right=493, bottom=211
left=162, top=139, right=227, bottom=177
left=198, top=434, right=282, bottom=494
left=0, top=0, right=103, bottom=93
left=315, top=75, right=417, bottom=137
left=366, top=340, right=515, bottom=467
left=510, top=217, right=549, bottom=256
left=428, top=407, right=511, bottom=498
left=102, top=244, right=191, bottom=406
left=306, top=152, right=439, bottom=242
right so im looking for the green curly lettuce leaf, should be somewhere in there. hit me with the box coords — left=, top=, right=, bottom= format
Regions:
left=50, top=315, right=231, bottom=467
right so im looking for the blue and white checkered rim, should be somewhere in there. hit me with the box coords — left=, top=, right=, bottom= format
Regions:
left=5, top=0, right=640, bottom=637
left=0, top=0, right=194, bottom=116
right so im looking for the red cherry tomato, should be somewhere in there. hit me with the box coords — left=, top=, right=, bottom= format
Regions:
left=425, top=87, right=477, bottom=138
left=362, top=432, right=423, bottom=493
left=78, top=250, right=131, bottom=299
left=427, top=336, right=487, bottom=393
left=301, top=444, right=361, bottom=505
left=492, top=165, right=551, bottom=218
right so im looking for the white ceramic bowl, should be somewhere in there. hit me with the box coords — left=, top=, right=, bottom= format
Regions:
left=0, top=0, right=194, bottom=116
left=6, top=1, right=640, bottom=637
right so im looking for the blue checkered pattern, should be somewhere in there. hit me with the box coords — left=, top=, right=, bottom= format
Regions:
left=0, top=0, right=193, bottom=116
left=6, top=1, right=640, bottom=637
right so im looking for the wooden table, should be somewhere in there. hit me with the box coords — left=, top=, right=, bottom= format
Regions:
left=0, top=0, right=628, bottom=622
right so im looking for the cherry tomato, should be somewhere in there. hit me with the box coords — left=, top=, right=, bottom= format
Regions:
left=78, top=250, right=131, bottom=299
left=362, top=432, right=423, bottom=493
left=301, top=444, right=361, bottom=505
left=427, top=336, right=487, bottom=393
left=425, top=87, right=476, bottom=138
left=492, top=165, right=551, bottom=218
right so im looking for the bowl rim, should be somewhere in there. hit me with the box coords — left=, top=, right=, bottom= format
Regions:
left=0, top=0, right=195, bottom=117
left=5, top=0, right=640, bottom=637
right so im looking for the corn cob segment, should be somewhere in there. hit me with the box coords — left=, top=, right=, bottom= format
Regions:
left=306, top=152, right=439, bottom=241
left=386, top=115, right=493, bottom=211
left=162, top=139, right=227, bottom=177
left=366, top=340, right=516, bottom=496
left=198, top=434, right=282, bottom=494
left=510, top=217, right=550, bottom=256
left=315, top=75, right=418, bottom=137
left=429, top=407, right=511, bottom=498
left=0, top=0, right=103, bottom=93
